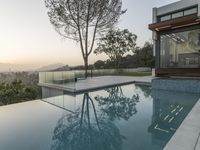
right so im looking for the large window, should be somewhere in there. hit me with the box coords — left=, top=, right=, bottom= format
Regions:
left=160, top=28, right=200, bottom=68
left=159, top=7, right=198, bottom=22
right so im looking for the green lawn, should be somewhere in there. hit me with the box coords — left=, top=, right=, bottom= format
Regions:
left=111, top=72, right=152, bottom=77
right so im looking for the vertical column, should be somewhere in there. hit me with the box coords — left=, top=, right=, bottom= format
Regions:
left=152, top=8, right=157, bottom=57
left=198, top=0, right=200, bottom=17
left=152, top=8, right=160, bottom=75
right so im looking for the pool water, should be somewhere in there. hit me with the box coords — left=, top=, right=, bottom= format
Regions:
left=0, top=84, right=199, bottom=150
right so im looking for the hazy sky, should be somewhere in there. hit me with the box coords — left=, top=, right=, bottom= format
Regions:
left=0, top=0, right=179, bottom=68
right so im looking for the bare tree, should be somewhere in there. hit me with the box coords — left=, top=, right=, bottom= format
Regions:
left=45, top=0, right=124, bottom=77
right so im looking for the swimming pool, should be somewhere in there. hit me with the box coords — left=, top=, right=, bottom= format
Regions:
left=0, top=83, right=199, bottom=150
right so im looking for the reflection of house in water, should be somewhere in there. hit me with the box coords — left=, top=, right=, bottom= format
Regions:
left=42, top=93, right=77, bottom=113
left=148, top=89, right=200, bottom=146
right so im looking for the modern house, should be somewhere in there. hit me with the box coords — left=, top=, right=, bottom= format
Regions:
left=149, top=0, right=200, bottom=76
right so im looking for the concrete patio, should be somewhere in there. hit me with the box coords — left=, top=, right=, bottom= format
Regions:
left=39, top=76, right=152, bottom=93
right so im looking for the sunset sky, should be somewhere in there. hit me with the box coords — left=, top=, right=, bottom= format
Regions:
left=0, top=0, right=178, bottom=70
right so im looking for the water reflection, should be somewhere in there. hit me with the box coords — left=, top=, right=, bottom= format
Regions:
left=1, top=84, right=200, bottom=150
left=51, top=93, right=124, bottom=150
left=148, top=89, right=200, bottom=146
left=45, top=84, right=200, bottom=150
left=51, top=86, right=140, bottom=150
left=135, top=84, right=151, bottom=98
left=95, top=86, right=139, bottom=120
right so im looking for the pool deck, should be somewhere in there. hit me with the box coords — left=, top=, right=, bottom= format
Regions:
left=164, top=98, right=200, bottom=150
left=39, top=76, right=152, bottom=93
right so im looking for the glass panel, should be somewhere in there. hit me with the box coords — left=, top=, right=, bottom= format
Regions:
left=39, top=72, right=45, bottom=83
left=160, top=29, right=200, bottom=68
left=172, top=11, right=183, bottom=19
left=53, top=72, right=63, bottom=84
left=184, top=8, right=198, bottom=16
left=160, top=15, right=171, bottom=22
left=38, top=71, right=76, bottom=90
left=45, top=72, right=54, bottom=84
left=75, top=70, right=85, bottom=79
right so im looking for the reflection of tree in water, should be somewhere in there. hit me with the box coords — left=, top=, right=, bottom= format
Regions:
left=51, top=93, right=125, bottom=150
left=135, top=85, right=151, bottom=98
left=95, top=86, right=139, bottom=121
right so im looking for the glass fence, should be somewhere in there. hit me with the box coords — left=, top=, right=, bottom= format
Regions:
left=39, top=71, right=75, bottom=84
left=38, top=70, right=116, bottom=89
left=39, top=71, right=76, bottom=90
left=39, top=68, right=151, bottom=91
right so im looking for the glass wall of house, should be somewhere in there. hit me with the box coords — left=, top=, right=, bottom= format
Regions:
left=160, top=28, right=200, bottom=68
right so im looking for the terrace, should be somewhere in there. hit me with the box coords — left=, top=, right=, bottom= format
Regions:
left=38, top=68, right=152, bottom=94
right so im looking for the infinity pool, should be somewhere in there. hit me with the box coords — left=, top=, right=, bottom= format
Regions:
left=0, top=84, right=199, bottom=150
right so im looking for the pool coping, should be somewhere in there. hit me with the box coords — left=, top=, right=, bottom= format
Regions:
left=164, top=98, right=200, bottom=150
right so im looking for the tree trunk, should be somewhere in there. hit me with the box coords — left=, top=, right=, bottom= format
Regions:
left=84, top=57, right=88, bottom=78
left=114, top=56, right=117, bottom=69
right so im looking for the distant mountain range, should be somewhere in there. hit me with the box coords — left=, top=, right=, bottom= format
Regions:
left=0, top=63, right=31, bottom=72
left=36, top=63, right=65, bottom=71
left=0, top=63, right=68, bottom=72
left=52, top=65, right=70, bottom=71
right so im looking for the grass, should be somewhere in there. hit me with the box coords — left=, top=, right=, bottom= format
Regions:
left=92, top=71, right=152, bottom=77
left=111, top=72, right=152, bottom=77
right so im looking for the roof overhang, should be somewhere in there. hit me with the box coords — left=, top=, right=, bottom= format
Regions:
left=149, top=14, right=200, bottom=32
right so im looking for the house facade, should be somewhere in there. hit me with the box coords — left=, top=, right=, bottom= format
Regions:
left=149, top=0, right=200, bottom=76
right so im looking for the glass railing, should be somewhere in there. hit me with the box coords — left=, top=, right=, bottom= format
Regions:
left=39, top=71, right=76, bottom=90
left=39, top=68, right=151, bottom=91
left=92, top=69, right=117, bottom=76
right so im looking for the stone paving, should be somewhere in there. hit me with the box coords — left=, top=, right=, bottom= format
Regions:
left=39, top=76, right=152, bottom=93
left=196, top=135, right=200, bottom=150
left=74, top=76, right=152, bottom=93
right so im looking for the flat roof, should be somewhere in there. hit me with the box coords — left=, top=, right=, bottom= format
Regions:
left=156, top=0, right=200, bottom=16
